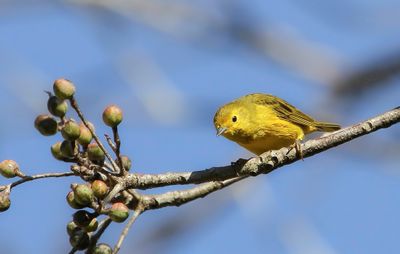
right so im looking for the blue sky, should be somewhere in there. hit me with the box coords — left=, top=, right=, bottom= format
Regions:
left=0, top=1, right=399, bottom=254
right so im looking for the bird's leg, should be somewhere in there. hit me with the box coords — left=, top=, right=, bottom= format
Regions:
left=287, top=140, right=304, bottom=160
left=295, top=140, right=304, bottom=160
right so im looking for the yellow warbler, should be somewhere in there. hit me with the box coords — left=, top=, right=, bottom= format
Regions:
left=214, top=93, right=340, bottom=155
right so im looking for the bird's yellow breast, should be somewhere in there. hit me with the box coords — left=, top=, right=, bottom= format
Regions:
left=222, top=104, right=306, bottom=155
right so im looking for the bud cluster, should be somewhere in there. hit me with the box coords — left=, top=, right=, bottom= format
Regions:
left=66, top=180, right=129, bottom=252
left=1, top=78, right=135, bottom=253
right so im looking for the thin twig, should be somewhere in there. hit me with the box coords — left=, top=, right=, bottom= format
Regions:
left=112, top=126, right=124, bottom=175
left=103, top=162, right=114, bottom=172
left=69, top=97, right=120, bottom=172
left=86, top=218, right=113, bottom=253
left=104, top=134, right=117, bottom=153
left=103, top=183, right=125, bottom=204
left=126, top=189, right=141, bottom=201
left=0, top=172, right=75, bottom=190
left=112, top=207, right=143, bottom=254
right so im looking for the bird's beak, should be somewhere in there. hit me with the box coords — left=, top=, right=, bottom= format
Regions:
left=216, top=127, right=227, bottom=136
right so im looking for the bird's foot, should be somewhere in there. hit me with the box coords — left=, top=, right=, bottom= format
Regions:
left=287, top=140, right=303, bottom=160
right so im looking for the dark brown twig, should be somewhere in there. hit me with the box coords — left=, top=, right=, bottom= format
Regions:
left=112, top=126, right=124, bottom=175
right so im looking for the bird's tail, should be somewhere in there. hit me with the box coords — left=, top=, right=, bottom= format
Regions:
left=313, top=121, right=341, bottom=132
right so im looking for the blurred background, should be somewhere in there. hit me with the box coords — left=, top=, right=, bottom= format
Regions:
left=0, top=0, right=399, bottom=253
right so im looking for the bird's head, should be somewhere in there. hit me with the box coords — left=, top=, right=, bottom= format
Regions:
left=213, top=102, right=251, bottom=138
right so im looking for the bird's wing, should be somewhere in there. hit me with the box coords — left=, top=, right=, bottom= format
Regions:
left=249, top=94, right=317, bottom=127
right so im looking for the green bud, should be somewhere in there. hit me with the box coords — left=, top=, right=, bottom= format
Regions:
left=91, top=180, right=109, bottom=199
left=91, top=243, right=112, bottom=254
left=73, top=184, right=94, bottom=206
left=0, top=193, right=11, bottom=212
left=34, top=114, right=58, bottom=136
left=53, top=78, right=76, bottom=100
left=0, top=160, right=20, bottom=178
left=108, top=202, right=129, bottom=223
left=69, top=230, right=89, bottom=250
left=51, top=141, right=65, bottom=160
left=87, top=143, right=105, bottom=163
left=61, top=120, right=81, bottom=141
left=83, top=217, right=98, bottom=232
left=47, top=95, right=68, bottom=117
left=77, top=123, right=93, bottom=146
left=73, top=210, right=96, bottom=228
left=102, top=105, right=123, bottom=127
left=119, top=155, right=132, bottom=171
left=60, top=140, right=77, bottom=158
left=66, top=191, right=85, bottom=209
left=67, top=221, right=79, bottom=236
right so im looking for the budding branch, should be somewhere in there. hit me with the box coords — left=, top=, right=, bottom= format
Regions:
left=105, top=106, right=399, bottom=250
left=2, top=104, right=399, bottom=254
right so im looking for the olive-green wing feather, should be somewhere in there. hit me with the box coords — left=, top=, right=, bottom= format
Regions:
left=244, top=93, right=340, bottom=131
left=244, top=93, right=317, bottom=127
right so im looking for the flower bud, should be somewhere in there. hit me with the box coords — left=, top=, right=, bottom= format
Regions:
left=102, top=105, right=123, bottom=127
left=60, top=140, right=78, bottom=158
left=108, top=202, right=129, bottom=223
left=67, top=221, right=79, bottom=236
left=47, top=95, right=68, bottom=117
left=119, top=155, right=132, bottom=171
left=66, top=191, right=85, bottom=209
left=87, top=143, right=105, bottom=163
left=0, top=160, right=20, bottom=178
left=51, top=141, right=65, bottom=160
left=91, top=180, right=109, bottom=199
left=34, top=114, right=58, bottom=136
left=73, top=210, right=96, bottom=228
left=91, top=243, right=112, bottom=254
left=53, top=78, right=76, bottom=100
left=69, top=230, right=89, bottom=250
left=62, top=120, right=81, bottom=141
left=83, top=217, right=98, bottom=232
left=73, top=184, right=94, bottom=206
left=0, top=193, right=11, bottom=212
left=77, top=123, right=93, bottom=146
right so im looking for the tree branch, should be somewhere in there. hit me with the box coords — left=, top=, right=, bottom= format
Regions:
left=125, top=106, right=399, bottom=189
left=236, top=106, right=400, bottom=176
left=62, top=105, right=400, bottom=254
left=125, top=166, right=238, bottom=190
left=0, top=172, right=75, bottom=190
left=141, top=176, right=245, bottom=210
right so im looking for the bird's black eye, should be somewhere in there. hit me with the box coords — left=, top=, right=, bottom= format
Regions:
left=232, top=116, right=237, bottom=122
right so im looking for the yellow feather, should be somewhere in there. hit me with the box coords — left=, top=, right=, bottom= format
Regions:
left=214, top=93, right=340, bottom=155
